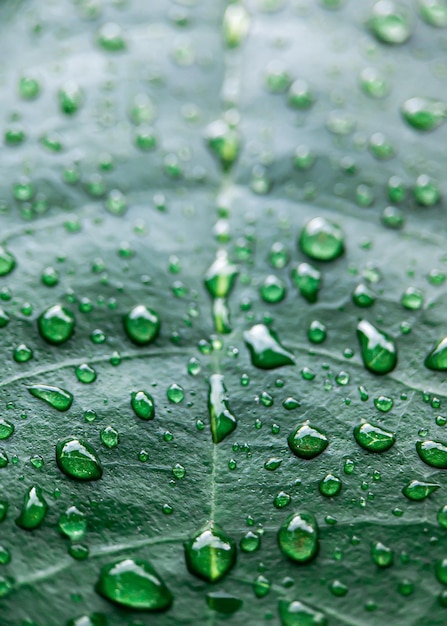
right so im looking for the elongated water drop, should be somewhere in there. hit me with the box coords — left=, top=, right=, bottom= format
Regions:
left=59, top=81, right=83, bottom=114
left=0, top=419, right=14, bottom=440
left=28, top=384, right=73, bottom=411
left=222, top=4, right=250, bottom=47
left=402, top=480, right=440, bottom=501
left=354, top=422, right=396, bottom=452
left=288, top=423, right=328, bottom=459
left=16, top=486, right=48, bottom=530
left=279, top=599, right=327, bottom=626
left=184, top=522, right=236, bottom=582
left=131, top=391, right=155, bottom=420
left=96, top=558, right=172, bottom=610
left=416, top=440, right=447, bottom=468
left=401, top=97, right=446, bottom=131
left=369, top=0, right=412, bottom=44
left=278, top=512, right=319, bottom=563
left=291, top=263, right=321, bottom=303
left=425, top=338, right=447, bottom=371
left=56, top=437, right=102, bottom=481
left=419, top=0, right=447, bottom=27
left=123, top=304, right=160, bottom=345
left=244, top=324, right=294, bottom=369
left=38, top=304, right=75, bottom=345
left=58, top=505, right=87, bottom=540
left=205, top=251, right=238, bottom=333
left=357, top=320, right=397, bottom=375
left=0, top=246, right=15, bottom=276
left=299, top=217, right=344, bottom=262
left=208, top=374, right=237, bottom=443
left=205, top=120, right=240, bottom=171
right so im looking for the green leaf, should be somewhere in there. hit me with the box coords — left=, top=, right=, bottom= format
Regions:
left=1, top=1, right=447, bottom=625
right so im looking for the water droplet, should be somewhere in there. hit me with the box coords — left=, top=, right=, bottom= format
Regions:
left=244, top=324, right=294, bottom=369
left=19, top=74, right=41, bottom=100
left=97, top=22, right=126, bottom=51
left=253, top=574, right=271, bottom=598
left=205, top=120, right=240, bottom=171
left=308, top=320, right=327, bottom=344
left=299, top=217, right=344, bottom=262
left=274, top=491, right=292, bottom=509
left=374, top=395, right=393, bottom=412
left=16, top=486, right=48, bottom=530
left=59, top=81, right=83, bottom=115
left=371, top=541, right=394, bottom=567
left=278, top=511, right=319, bottom=563
left=131, top=391, right=155, bottom=420
left=75, top=364, right=97, bottom=384
left=357, top=320, right=397, bottom=375
left=240, top=530, right=261, bottom=553
left=67, top=613, right=107, bottom=626
left=403, top=480, right=440, bottom=501
left=260, top=275, right=287, bottom=303
left=56, top=437, right=102, bottom=481
left=401, top=97, right=446, bottom=131
left=172, top=463, right=186, bottom=479
left=208, top=374, right=237, bottom=444
left=319, top=474, right=342, bottom=497
left=96, top=558, right=172, bottom=610
left=425, top=338, right=447, bottom=371
left=288, top=422, right=328, bottom=459
left=419, top=0, right=447, bottom=27
left=416, top=439, right=447, bottom=468
left=268, top=242, right=290, bottom=269
left=184, top=522, right=236, bottom=582
left=401, top=287, right=424, bottom=310
left=0, top=247, right=15, bottom=277
left=123, top=305, right=160, bottom=345
left=222, top=4, right=250, bottom=47
left=414, top=174, right=440, bottom=206
left=438, top=505, right=447, bottom=528
left=206, top=591, right=243, bottom=614
left=279, top=599, right=327, bottom=626
left=167, top=383, right=184, bottom=404
left=369, top=0, right=412, bottom=44
left=58, top=506, right=87, bottom=541
left=291, top=263, right=322, bottom=303
left=0, top=419, right=13, bottom=440
left=13, top=344, right=33, bottom=363
left=288, top=79, right=314, bottom=110
left=105, top=189, right=127, bottom=216
left=329, top=580, right=348, bottom=597
left=38, top=304, right=75, bottom=345
left=354, top=422, right=396, bottom=452
left=101, top=426, right=119, bottom=449
left=359, top=67, right=390, bottom=99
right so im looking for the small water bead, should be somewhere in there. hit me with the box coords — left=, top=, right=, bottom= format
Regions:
left=0, top=246, right=15, bottom=278
left=75, top=364, right=97, bottom=384
left=319, top=474, right=342, bottom=497
left=419, top=0, right=447, bottom=27
left=357, top=320, right=397, bottom=375
left=436, top=560, right=447, bottom=586
left=244, top=324, right=294, bottom=369
left=138, top=449, right=149, bottom=462
left=382, top=205, right=404, bottom=230
left=414, top=174, right=440, bottom=206
left=401, top=287, right=424, bottom=311
left=97, top=22, right=126, bottom=51
left=4, top=122, right=26, bottom=146
left=354, top=422, right=395, bottom=452
left=135, top=126, right=157, bottom=151
left=335, top=371, right=350, bottom=386
left=253, top=574, right=271, bottom=598
left=264, top=60, right=291, bottom=93
left=239, top=530, right=261, bottom=554
left=259, top=275, right=287, bottom=303
left=369, top=132, right=395, bottom=160
left=105, top=190, right=127, bottom=216
left=96, top=558, right=172, bottom=611
left=371, top=541, right=394, bottom=568
left=356, top=184, right=375, bottom=207
left=352, top=283, right=376, bottom=308
left=417, top=440, right=447, bottom=468
left=205, top=250, right=238, bottom=299
left=56, top=437, right=102, bottom=481
left=172, top=463, right=186, bottom=480
left=403, top=480, right=440, bottom=501
left=13, top=344, right=33, bottom=363
left=38, top=304, right=75, bottom=345
left=204, top=120, right=240, bottom=171
left=13, top=177, right=35, bottom=202
left=30, top=455, right=44, bottom=470
left=329, top=580, right=348, bottom=597
left=110, top=351, right=121, bottom=366
left=278, top=512, right=319, bottom=563
left=283, top=397, right=300, bottom=410
left=374, top=395, right=393, bottom=412
left=359, top=67, right=390, bottom=99
left=299, top=217, right=344, bottom=262
left=387, top=175, right=406, bottom=203
left=288, top=79, right=314, bottom=110
left=259, top=391, right=273, bottom=407
left=291, top=262, right=321, bottom=303
left=288, top=422, right=328, bottom=459
left=274, top=491, right=292, bottom=509
left=326, top=110, right=356, bottom=135
left=268, top=242, right=290, bottom=269
left=264, top=457, right=282, bottom=471
left=301, top=367, right=316, bottom=381
left=19, top=75, right=41, bottom=100
left=58, top=506, right=87, bottom=541
left=101, top=426, right=119, bottom=449
left=0, top=419, right=13, bottom=441
left=16, top=486, right=48, bottom=530
left=279, top=599, right=326, bottom=626
left=222, top=3, right=251, bottom=47
left=167, top=383, right=184, bottom=404
left=90, top=329, right=106, bottom=344
left=59, top=82, right=83, bottom=115
left=307, top=320, right=326, bottom=344
left=131, top=391, right=155, bottom=420
left=41, top=266, right=59, bottom=287
left=123, top=305, right=160, bottom=345
left=369, top=0, right=412, bottom=44
left=184, top=522, right=236, bottom=583
left=401, top=97, right=446, bottom=132
left=428, top=268, right=446, bottom=285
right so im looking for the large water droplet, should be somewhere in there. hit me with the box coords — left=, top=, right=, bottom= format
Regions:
left=402, top=480, right=440, bottom=501
left=425, top=338, right=447, bottom=371
left=401, top=97, right=446, bottom=131
left=184, top=522, right=236, bottom=582
left=38, top=304, right=75, bottom=345
left=357, top=320, right=397, bottom=375
left=416, top=440, right=447, bottom=468
left=288, top=423, right=328, bottom=459
left=369, top=0, right=412, bottom=44
left=244, top=324, right=295, bottom=369
left=205, top=120, right=240, bottom=171
left=96, top=558, right=172, bottom=610
left=419, top=0, right=447, bottom=27
left=28, top=384, right=73, bottom=411
left=56, top=437, right=103, bottom=481
left=58, top=505, right=87, bottom=540
left=279, top=599, right=327, bottom=626
left=131, top=391, right=155, bottom=420
left=319, top=473, right=342, bottom=497
left=354, top=422, right=395, bottom=452
left=123, top=305, right=160, bottom=345
left=291, top=263, right=322, bottom=303
left=278, top=512, right=319, bottom=563
left=222, top=4, right=250, bottom=47
left=208, top=374, right=237, bottom=444
left=15, top=486, right=48, bottom=530
left=299, top=217, right=344, bottom=262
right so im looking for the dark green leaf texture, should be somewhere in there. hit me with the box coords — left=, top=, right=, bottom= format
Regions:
left=1, top=1, right=447, bottom=625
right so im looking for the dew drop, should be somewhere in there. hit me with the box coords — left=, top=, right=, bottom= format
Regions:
left=291, top=263, right=322, bottom=303
left=401, top=97, right=446, bottom=131
left=38, top=304, right=75, bottom=345
left=279, top=599, right=327, bottom=626
left=416, top=439, right=447, bottom=468
left=369, top=0, right=412, bottom=44
left=131, top=391, right=155, bottom=420
left=319, top=474, right=342, bottom=497
left=357, top=320, right=397, bottom=375
left=425, top=338, right=447, bottom=371
left=244, top=324, right=294, bottom=369
left=167, top=383, right=184, bottom=404
left=222, top=4, right=250, bottom=47
left=278, top=511, right=319, bottom=563
left=371, top=541, right=394, bottom=567
left=56, top=437, right=102, bottom=481
left=299, top=217, right=344, bottom=262
left=208, top=374, right=237, bottom=444
left=58, top=506, right=87, bottom=541
left=403, top=480, right=440, bottom=501
left=354, top=422, right=395, bottom=452
left=205, top=120, right=240, bottom=171
left=15, top=486, right=48, bottom=530
left=123, top=305, right=160, bottom=345
left=184, top=522, right=236, bottom=582
left=288, top=422, right=328, bottom=459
